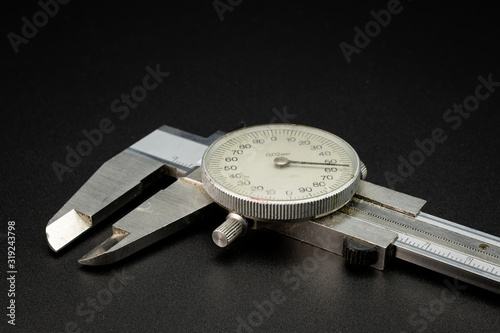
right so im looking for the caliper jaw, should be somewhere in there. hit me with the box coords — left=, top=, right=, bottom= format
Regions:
left=45, top=151, right=169, bottom=253
left=46, top=125, right=224, bottom=253
left=78, top=167, right=214, bottom=266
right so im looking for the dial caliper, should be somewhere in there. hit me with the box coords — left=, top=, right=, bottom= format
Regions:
left=46, top=124, right=500, bottom=294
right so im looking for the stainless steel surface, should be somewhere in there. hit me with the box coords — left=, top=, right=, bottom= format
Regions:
left=78, top=167, right=214, bottom=265
left=212, top=212, right=248, bottom=247
left=268, top=188, right=500, bottom=292
left=46, top=150, right=168, bottom=252
left=347, top=199, right=500, bottom=262
left=46, top=125, right=223, bottom=253
left=129, top=125, right=225, bottom=177
left=355, top=180, right=426, bottom=217
left=396, top=213, right=500, bottom=294
left=266, top=211, right=398, bottom=270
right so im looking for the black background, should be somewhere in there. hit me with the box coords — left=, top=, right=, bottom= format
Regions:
left=1, top=1, right=500, bottom=332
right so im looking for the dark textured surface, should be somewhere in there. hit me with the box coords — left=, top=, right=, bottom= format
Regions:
left=1, top=1, right=500, bottom=332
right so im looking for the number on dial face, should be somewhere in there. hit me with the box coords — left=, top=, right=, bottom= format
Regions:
left=204, top=125, right=358, bottom=201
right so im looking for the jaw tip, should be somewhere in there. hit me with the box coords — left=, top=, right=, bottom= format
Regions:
left=46, top=209, right=92, bottom=252
left=78, top=255, right=102, bottom=266
left=78, top=231, right=130, bottom=266
left=47, top=236, right=61, bottom=253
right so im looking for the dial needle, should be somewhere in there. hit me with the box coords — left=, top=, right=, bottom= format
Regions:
left=274, top=157, right=349, bottom=167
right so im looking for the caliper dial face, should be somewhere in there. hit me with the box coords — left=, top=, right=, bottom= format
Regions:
left=202, top=124, right=360, bottom=206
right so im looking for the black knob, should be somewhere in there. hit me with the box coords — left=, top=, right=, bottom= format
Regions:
left=342, top=236, right=378, bottom=266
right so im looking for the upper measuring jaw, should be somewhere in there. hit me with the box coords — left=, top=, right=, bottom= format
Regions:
left=45, top=150, right=168, bottom=252
left=45, top=125, right=224, bottom=255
